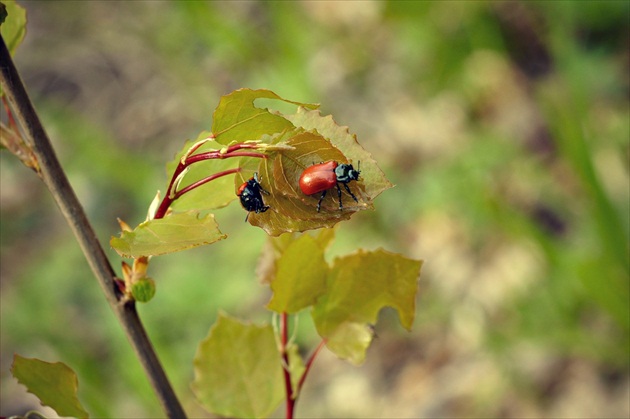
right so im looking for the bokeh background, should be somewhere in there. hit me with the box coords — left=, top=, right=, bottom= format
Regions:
left=1, top=1, right=628, bottom=418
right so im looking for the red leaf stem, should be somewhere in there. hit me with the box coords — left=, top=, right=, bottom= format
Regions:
left=172, top=168, right=241, bottom=200
left=297, top=339, right=326, bottom=394
left=280, top=312, right=295, bottom=419
left=153, top=142, right=267, bottom=219
left=185, top=150, right=267, bottom=165
left=2, top=96, right=19, bottom=132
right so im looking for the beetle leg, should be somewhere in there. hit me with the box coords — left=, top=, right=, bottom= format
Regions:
left=343, top=183, right=358, bottom=203
left=316, top=190, right=327, bottom=212
left=336, top=183, right=343, bottom=210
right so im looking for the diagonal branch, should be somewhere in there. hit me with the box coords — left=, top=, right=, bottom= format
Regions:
left=0, top=36, right=186, bottom=418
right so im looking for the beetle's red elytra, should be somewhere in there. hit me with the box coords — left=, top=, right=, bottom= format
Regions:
left=299, top=161, right=360, bottom=212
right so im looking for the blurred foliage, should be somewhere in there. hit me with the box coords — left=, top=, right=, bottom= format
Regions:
left=1, top=1, right=628, bottom=418
left=11, top=354, right=89, bottom=418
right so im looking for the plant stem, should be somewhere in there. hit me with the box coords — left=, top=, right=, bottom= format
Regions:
left=185, top=150, right=266, bottom=165
left=172, top=168, right=242, bottom=201
left=153, top=146, right=267, bottom=219
left=153, top=167, right=242, bottom=219
left=297, top=339, right=326, bottom=395
left=0, top=36, right=186, bottom=418
left=280, top=312, right=295, bottom=419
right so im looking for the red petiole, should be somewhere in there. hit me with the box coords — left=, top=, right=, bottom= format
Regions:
left=172, top=168, right=242, bottom=200
left=152, top=142, right=267, bottom=219
left=280, top=312, right=326, bottom=419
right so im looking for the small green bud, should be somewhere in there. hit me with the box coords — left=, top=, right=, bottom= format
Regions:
left=131, top=277, right=156, bottom=303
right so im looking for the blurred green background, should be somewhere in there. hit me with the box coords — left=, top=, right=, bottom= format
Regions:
left=1, top=1, right=628, bottom=417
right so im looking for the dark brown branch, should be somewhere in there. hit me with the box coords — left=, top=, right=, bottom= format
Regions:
left=0, top=36, right=186, bottom=418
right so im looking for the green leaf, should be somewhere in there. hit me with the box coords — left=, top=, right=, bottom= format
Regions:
left=110, top=211, right=226, bottom=258
left=11, top=354, right=89, bottom=419
left=212, top=88, right=318, bottom=145
left=267, top=234, right=328, bottom=313
left=192, top=312, right=284, bottom=418
left=312, top=249, right=422, bottom=365
left=166, top=134, right=240, bottom=211
left=0, top=0, right=27, bottom=56
left=286, top=343, right=306, bottom=399
left=257, top=228, right=336, bottom=285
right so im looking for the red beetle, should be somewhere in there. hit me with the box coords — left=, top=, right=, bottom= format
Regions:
left=299, top=161, right=360, bottom=212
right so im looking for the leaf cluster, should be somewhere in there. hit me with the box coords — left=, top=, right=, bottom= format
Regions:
left=110, top=88, right=393, bottom=258
left=192, top=231, right=422, bottom=417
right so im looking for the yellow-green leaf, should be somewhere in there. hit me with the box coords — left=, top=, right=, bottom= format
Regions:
left=257, top=228, right=336, bottom=285
left=192, top=313, right=284, bottom=418
left=286, top=343, right=306, bottom=399
left=267, top=234, right=328, bottom=313
left=11, top=354, right=89, bottom=419
left=0, top=0, right=27, bottom=56
left=110, top=211, right=226, bottom=257
left=312, top=249, right=422, bottom=365
left=212, top=88, right=318, bottom=145
left=166, top=134, right=240, bottom=212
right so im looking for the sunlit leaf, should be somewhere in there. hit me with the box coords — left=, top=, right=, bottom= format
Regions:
left=192, top=313, right=284, bottom=418
left=0, top=0, right=27, bottom=56
left=243, top=131, right=366, bottom=235
left=312, top=249, right=422, bottom=364
left=166, top=134, right=240, bottom=211
left=267, top=234, right=328, bottom=313
left=283, top=107, right=393, bottom=201
left=11, top=354, right=89, bottom=419
left=110, top=211, right=226, bottom=257
left=212, top=88, right=318, bottom=145
left=257, top=228, right=336, bottom=285
left=271, top=132, right=371, bottom=215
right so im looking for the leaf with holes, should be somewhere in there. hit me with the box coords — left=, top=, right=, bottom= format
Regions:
left=212, top=88, right=318, bottom=145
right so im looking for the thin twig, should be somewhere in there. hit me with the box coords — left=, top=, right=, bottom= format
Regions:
left=0, top=36, right=186, bottom=418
